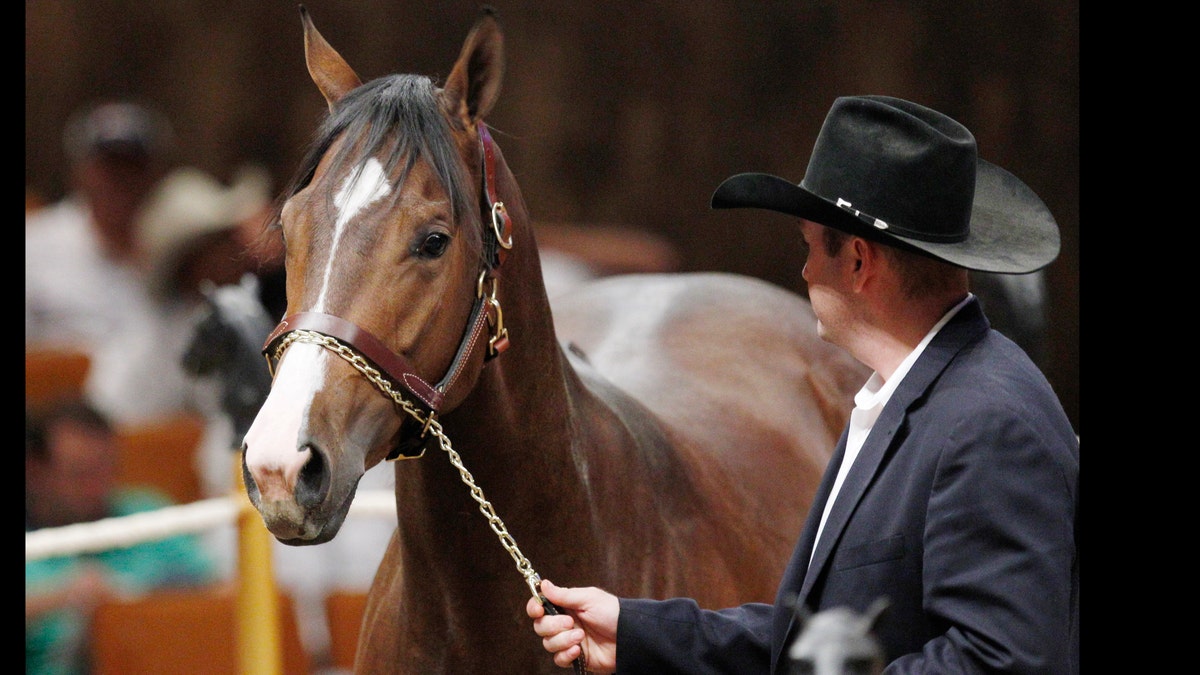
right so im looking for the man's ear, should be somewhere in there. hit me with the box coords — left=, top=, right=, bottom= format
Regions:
left=850, top=237, right=878, bottom=290
left=851, top=236, right=871, bottom=267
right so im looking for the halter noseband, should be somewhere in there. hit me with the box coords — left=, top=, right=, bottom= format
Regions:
left=261, top=124, right=513, bottom=459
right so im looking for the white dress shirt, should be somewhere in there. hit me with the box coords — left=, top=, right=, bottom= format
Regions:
left=809, top=294, right=973, bottom=563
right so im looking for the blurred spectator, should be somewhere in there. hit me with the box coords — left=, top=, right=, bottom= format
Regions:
left=82, top=163, right=271, bottom=429
left=26, top=398, right=217, bottom=675
left=25, top=99, right=174, bottom=351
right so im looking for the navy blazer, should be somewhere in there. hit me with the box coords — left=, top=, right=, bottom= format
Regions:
left=617, top=298, right=1079, bottom=674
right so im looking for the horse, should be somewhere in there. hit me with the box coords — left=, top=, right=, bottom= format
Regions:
left=241, top=7, right=869, bottom=673
left=181, top=273, right=276, bottom=442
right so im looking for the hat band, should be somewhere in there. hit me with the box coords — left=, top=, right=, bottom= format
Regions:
left=835, top=198, right=966, bottom=243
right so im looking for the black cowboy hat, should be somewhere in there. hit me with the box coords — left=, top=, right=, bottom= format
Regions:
left=711, top=95, right=1059, bottom=274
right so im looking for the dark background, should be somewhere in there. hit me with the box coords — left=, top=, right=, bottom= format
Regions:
left=25, top=1, right=1078, bottom=434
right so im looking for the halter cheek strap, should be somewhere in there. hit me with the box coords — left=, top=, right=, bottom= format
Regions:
left=479, top=123, right=513, bottom=269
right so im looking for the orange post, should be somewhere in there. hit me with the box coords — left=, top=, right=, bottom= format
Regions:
left=234, top=464, right=283, bottom=675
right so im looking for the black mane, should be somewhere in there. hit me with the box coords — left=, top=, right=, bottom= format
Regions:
left=274, top=74, right=480, bottom=252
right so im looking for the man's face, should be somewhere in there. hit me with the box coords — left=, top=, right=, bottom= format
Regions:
left=76, top=151, right=161, bottom=235
left=30, top=421, right=119, bottom=525
left=799, top=220, right=855, bottom=346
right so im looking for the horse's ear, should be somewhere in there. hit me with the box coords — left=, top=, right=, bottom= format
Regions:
left=863, top=596, right=890, bottom=632
left=300, top=4, right=362, bottom=110
left=441, top=7, right=504, bottom=126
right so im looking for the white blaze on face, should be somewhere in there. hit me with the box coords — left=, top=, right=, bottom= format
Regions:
left=317, top=157, right=392, bottom=311
left=243, top=342, right=330, bottom=474
left=244, top=158, right=391, bottom=483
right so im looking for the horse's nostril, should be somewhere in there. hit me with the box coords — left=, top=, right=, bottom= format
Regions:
left=294, top=443, right=330, bottom=509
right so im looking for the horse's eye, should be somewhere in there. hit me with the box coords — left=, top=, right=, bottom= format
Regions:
left=418, top=232, right=451, bottom=258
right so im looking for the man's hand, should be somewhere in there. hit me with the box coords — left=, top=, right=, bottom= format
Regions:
left=526, top=579, right=620, bottom=673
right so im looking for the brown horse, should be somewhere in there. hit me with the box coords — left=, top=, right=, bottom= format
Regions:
left=241, top=7, right=868, bottom=673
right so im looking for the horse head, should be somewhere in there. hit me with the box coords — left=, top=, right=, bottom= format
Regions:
left=242, top=7, right=528, bottom=545
left=182, top=275, right=275, bottom=440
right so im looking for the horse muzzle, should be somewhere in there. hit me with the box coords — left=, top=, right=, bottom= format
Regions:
left=241, top=445, right=354, bottom=545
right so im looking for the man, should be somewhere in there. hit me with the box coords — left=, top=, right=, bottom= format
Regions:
left=25, top=100, right=174, bottom=350
left=527, top=95, right=1079, bottom=673
left=26, top=399, right=216, bottom=675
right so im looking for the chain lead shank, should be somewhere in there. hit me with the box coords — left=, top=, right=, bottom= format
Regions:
left=270, top=330, right=545, bottom=591
left=271, top=330, right=586, bottom=672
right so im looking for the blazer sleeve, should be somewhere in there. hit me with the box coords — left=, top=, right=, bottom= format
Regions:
left=616, top=597, right=773, bottom=674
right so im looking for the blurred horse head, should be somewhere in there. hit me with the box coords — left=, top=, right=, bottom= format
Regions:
left=182, top=273, right=275, bottom=442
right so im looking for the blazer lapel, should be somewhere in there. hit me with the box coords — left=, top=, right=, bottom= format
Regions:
left=770, top=298, right=989, bottom=672
left=797, top=298, right=989, bottom=603
left=771, top=428, right=849, bottom=669
left=797, top=402, right=901, bottom=600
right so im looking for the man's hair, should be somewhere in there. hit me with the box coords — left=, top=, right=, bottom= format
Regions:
left=823, top=227, right=963, bottom=299
left=821, top=227, right=850, bottom=258
left=883, top=246, right=962, bottom=299
left=26, top=399, right=114, bottom=462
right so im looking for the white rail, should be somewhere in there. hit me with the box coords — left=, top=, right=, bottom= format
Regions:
left=25, top=489, right=396, bottom=562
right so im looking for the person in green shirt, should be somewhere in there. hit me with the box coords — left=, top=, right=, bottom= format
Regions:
left=26, top=399, right=217, bottom=675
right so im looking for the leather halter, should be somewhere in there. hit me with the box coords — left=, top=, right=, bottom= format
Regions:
left=261, top=124, right=513, bottom=458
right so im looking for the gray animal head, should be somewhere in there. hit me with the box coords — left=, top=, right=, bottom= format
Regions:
left=182, top=273, right=275, bottom=440
left=788, top=597, right=889, bottom=675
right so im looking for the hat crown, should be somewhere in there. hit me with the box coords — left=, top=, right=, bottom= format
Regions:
left=800, top=96, right=976, bottom=243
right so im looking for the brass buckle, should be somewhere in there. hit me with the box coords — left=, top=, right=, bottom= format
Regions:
left=491, top=202, right=512, bottom=250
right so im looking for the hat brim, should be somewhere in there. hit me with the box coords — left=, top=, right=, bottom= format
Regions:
left=711, top=159, right=1059, bottom=274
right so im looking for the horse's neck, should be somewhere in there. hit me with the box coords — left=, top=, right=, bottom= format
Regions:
left=447, top=155, right=585, bottom=459
left=439, top=246, right=582, bottom=471
left=391, top=220, right=609, bottom=589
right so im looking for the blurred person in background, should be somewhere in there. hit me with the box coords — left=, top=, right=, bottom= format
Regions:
left=26, top=398, right=217, bottom=675
left=25, top=99, right=174, bottom=351
left=25, top=99, right=274, bottom=432
left=82, top=163, right=272, bottom=430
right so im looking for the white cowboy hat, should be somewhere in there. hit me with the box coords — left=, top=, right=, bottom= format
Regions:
left=136, top=164, right=272, bottom=298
